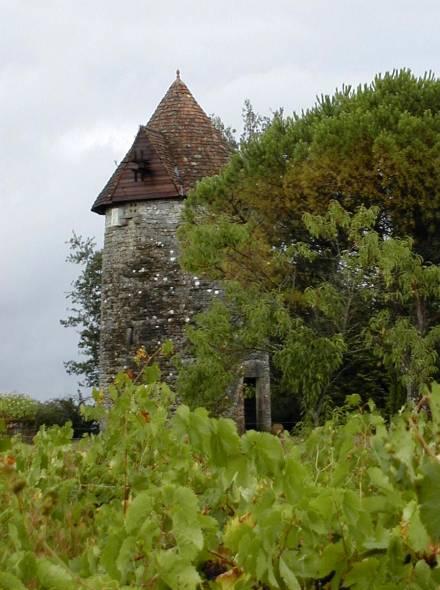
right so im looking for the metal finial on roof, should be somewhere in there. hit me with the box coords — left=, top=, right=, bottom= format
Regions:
left=176, top=69, right=181, bottom=80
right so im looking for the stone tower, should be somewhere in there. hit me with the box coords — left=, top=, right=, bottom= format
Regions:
left=92, top=72, right=230, bottom=388
left=92, top=73, right=271, bottom=431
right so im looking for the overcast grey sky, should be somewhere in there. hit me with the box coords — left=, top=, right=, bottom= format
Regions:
left=1, top=0, right=439, bottom=400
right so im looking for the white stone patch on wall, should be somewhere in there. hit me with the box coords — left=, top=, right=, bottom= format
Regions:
left=106, top=206, right=124, bottom=228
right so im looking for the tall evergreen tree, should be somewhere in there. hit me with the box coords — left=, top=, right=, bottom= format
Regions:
left=178, top=70, right=440, bottom=421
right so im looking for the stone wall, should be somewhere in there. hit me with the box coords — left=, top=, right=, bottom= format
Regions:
left=99, top=198, right=214, bottom=389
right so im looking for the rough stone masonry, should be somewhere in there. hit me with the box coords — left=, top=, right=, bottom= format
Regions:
left=99, top=198, right=213, bottom=389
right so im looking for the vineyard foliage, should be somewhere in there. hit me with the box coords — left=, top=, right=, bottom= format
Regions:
left=2, top=373, right=440, bottom=589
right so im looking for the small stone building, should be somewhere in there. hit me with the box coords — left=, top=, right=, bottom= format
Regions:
left=92, top=73, right=271, bottom=431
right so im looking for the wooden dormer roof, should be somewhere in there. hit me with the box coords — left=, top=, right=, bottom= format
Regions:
left=92, top=73, right=230, bottom=214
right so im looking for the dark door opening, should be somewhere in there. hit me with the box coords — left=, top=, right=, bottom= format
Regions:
left=243, top=377, right=257, bottom=430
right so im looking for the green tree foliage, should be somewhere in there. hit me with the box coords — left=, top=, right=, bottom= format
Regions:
left=0, top=394, right=39, bottom=423
left=34, top=397, right=98, bottom=438
left=2, top=372, right=440, bottom=588
left=190, top=70, right=440, bottom=263
left=239, top=98, right=272, bottom=145
left=178, top=70, right=440, bottom=421
left=179, top=202, right=440, bottom=421
left=61, top=233, right=102, bottom=388
left=209, top=114, right=238, bottom=151
left=0, top=393, right=98, bottom=438
left=210, top=99, right=272, bottom=152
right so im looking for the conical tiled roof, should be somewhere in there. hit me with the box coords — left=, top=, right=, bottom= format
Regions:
left=92, top=73, right=230, bottom=213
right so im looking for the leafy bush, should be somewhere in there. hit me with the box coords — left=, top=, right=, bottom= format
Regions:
left=35, top=397, right=98, bottom=437
left=0, top=394, right=97, bottom=439
left=0, top=393, right=39, bottom=423
left=1, top=372, right=440, bottom=588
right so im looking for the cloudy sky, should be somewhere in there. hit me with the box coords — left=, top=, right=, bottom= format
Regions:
left=1, top=0, right=439, bottom=400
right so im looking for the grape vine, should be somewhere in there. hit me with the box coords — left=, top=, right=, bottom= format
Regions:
left=1, top=372, right=440, bottom=588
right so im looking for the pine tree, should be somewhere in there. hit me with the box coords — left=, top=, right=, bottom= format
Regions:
left=178, top=70, right=440, bottom=421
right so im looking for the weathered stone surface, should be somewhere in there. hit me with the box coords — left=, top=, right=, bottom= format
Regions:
left=99, top=199, right=213, bottom=389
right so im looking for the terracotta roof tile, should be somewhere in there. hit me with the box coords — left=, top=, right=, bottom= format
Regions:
left=92, top=75, right=230, bottom=213
left=146, top=76, right=230, bottom=193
